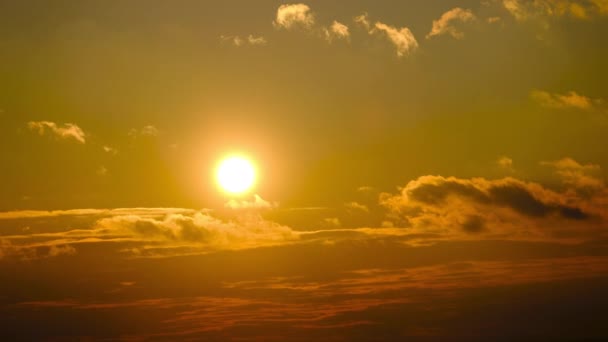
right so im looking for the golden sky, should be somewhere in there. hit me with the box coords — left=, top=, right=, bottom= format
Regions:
left=1, top=1, right=608, bottom=340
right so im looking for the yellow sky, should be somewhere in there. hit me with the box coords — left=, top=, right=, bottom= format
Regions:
left=1, top=1, right=608, bottom=340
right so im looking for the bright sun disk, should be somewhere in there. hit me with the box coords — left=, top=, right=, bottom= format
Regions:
left=216, top=156, right=256, bottom=194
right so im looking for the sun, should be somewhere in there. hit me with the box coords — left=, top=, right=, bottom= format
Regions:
left=216, top=156, right=256, bottom=194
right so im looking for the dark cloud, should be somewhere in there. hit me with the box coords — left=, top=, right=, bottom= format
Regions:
left=462, top=215, right=485, bottom=233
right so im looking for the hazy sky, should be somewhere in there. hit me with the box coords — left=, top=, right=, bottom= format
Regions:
left=1, top=1, right=608, bottom=340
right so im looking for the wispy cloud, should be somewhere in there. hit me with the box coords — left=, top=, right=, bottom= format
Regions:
left=531, top=90, right=601, bottom=110
left=27, top=121, right=86, bottom=143
left=225, top=194, right=277, bottom=209
left=102, top=145, right=118, bottom=154
left=427, top=8, right=476, bottom=39
left=220, top=34, right=268, bottom=47
left=502, top=0, right=606, bottom=21
left=373, top=22, right=418, bottom=57
left=354, top=13, right=418, bottom=57
left=129, top=125, right=159, bottom=137
left=541, top=158, right=604, bottom=190
left=497, top=156, right=514, bottom=171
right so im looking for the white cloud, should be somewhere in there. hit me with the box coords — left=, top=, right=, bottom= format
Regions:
left=427, top=8, right=476, bottom=39
left=27, top=121, right=86, bottom=143
left=323, top=20, right=350, bottom=42
left=354, top=13, right=371, bottom=30
left=354, top=13, right=418, bottom=57
left=373, top=22, right=419, bottom=57
left=274, top=3, right=315, bottom=30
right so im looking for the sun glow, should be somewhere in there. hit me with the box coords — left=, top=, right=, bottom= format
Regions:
left=216, top=156, right=256, bottom=194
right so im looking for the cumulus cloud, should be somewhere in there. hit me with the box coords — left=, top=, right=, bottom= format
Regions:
left=274, top=3, right=315, bottom=30
left=323, top=21, right=350, bottom=42
left=27, top=121, right=86, bottom=143
left=220, top=35, right=268, bottom=47
left=427, top=8, right=476, bottom=39
left=531, top=90, right=600, bottom=110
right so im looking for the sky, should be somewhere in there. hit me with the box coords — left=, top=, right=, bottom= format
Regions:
left=1, top=0, right=608, bottom=340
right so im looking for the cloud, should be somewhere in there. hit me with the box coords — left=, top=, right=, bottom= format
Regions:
left=531, top=90, right=600, bottom=110
left=373, top=22, right=418, bottom=57
left=225, top=194, right=277, bottom=210
left=593, top=0, right=608, bottom=14
left=27, top=121, right=86, bottom=143
left=274, top=4, right=315, bottom=30
left=323, top=217, right=341, bottom=227
left=47, top=244, right=76, bottom=257
left=354, top=13, right=418, bottom=57
left=488, top=16, right=502, bottom=23
left=0, top=207, right=297, bottom=259
left=380, top=171, right=606, bottom=242
left=502, top=0, right=607, bottom=21
left=323, top=21, right=350, bottom=42
left=0, top=238, right=76, bottom=260
left=103, top=146, right=118, bottom=154
left=357, top=186, right=374, bottom=193
left=427, top=8, right=476, bottom=39
left=220, top=35, right=268, bottom=47
left=0, top=208, right=196, bottom=220
left=96, top=166, right=108, bottom=176
left=97, top=212, right=298, bottom=255
left=129, top=125, right=159, bottom=138
left=354, top=13, right=371, bottom=30
left=345, top=202, right=369, bottom=213
left=541, top=158, right=604, bottom=190
left=497, top=156, right=514, bottom=170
